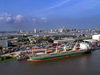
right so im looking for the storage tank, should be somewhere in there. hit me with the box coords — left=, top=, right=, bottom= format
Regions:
left=92, top=35, right=100, bottom=41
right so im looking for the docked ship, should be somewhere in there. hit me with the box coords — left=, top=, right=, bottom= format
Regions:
left=27, top=42, right=92, bottom=61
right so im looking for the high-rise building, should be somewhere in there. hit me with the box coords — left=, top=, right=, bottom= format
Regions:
left=34, top=28, right=37, bottom=33
left=58, top=28, right=63, bottom=33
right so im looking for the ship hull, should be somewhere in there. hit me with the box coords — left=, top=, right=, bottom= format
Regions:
left=27, top=50, right=91, bottom=61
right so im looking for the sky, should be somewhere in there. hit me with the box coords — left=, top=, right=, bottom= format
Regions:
left=0, top=0, right=100, bottom=31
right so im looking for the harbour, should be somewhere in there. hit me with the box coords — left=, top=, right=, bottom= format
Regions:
left=0, top=34, right=100, bottom=62
left=1, top=0, right=100, bottom=75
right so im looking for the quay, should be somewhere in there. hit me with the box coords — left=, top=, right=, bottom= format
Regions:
left=0, top=34, right=100, bottom=62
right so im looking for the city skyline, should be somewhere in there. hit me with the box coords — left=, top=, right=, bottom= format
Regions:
left=0, top=0, right=100, bottom=31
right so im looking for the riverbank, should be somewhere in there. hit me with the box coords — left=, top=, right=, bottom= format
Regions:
left=0, top=56, right=17, bottom=63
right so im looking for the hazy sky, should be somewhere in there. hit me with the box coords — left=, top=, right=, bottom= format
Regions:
left=0, top=0, right=100, bottom=31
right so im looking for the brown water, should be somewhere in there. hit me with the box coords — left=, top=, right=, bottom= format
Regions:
left=0, top=50, right=100, bottom=75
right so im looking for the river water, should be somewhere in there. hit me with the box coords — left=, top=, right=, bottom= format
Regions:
left=0, top=50, right=100, bottom=75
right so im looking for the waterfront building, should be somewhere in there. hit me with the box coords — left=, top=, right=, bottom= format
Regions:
left=0, top=37, right=8, bottom=48
left=54, top=38, right=76, bottom=43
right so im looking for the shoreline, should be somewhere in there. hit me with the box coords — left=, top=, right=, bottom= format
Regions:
left=0, top=56, right=17, bottom=63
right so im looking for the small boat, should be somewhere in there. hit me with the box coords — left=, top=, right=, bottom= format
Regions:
left=27, top=42, right=91, bottom=61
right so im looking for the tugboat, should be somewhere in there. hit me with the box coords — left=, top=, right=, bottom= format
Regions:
left=27, top=42, right=91, bottom=61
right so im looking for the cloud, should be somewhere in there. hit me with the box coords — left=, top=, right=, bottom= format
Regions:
left=0, top=13, right=49, bottom=26
left=41, top=17, right=47, bottom=20
left=40, top=17, right=47, bottom=22
left=6, top=17, right=12, bottom=22
left=32, top=18, right=36, bottom=22
left=48, top=0, right=71, bottom=10
left=0, top=17, right=4, bottom=21
left=0, top=13, right=12, bottom=22
left=15, top=14, right=23, bottom=22
left=0, top=13, right=24, bottom=24
left=64, top=0, right=100, bottom=16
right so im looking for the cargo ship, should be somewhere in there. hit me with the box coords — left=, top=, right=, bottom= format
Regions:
left=27, top=42, right=91, bottom=61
